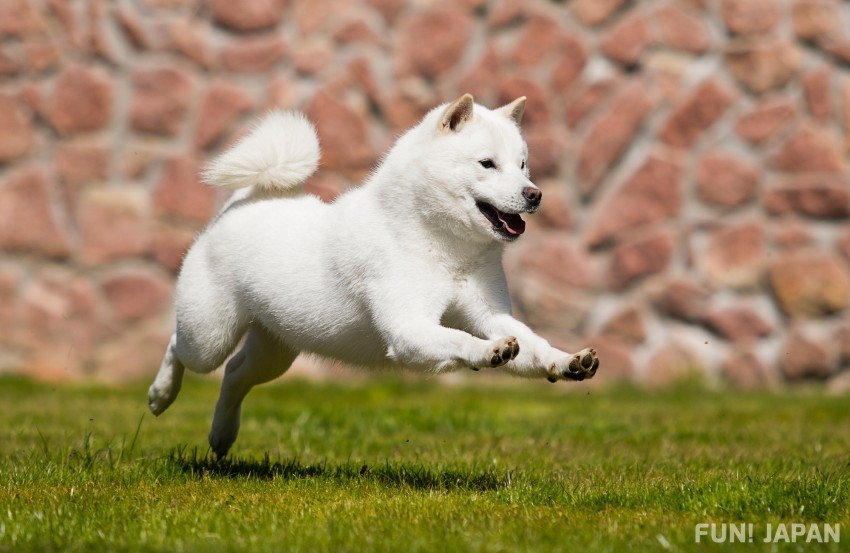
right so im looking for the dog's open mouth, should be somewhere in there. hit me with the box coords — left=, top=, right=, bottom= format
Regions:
left=476, top=202, right=526, bottom=239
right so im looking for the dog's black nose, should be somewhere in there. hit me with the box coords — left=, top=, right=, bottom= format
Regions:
left=522, top=186, right=542, bottom=206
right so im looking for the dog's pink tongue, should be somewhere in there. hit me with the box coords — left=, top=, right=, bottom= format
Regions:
left=498, top=212, right=526, bottom=235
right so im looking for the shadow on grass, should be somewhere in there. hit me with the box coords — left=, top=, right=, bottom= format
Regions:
left=169, top=447, right=511, bottom=492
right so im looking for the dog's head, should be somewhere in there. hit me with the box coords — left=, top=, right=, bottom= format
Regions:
left=410, top=94, right=542, bottom=244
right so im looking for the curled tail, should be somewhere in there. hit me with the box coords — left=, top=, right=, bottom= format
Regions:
left=202, top=111, right=320, bottom=193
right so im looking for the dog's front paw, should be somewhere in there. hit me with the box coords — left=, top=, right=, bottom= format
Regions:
left=488, top=336, right=520, bottom=367
left=546, top=348, right=599, bottom=382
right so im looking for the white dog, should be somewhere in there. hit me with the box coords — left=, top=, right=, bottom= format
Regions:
left=147, top=94, right=599, bottom=457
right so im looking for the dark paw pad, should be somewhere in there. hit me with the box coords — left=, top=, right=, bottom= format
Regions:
left=560, top=348, right=599, bottom=382
left=489, top=337, right=520, bottom=367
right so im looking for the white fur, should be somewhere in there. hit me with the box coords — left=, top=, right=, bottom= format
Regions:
left=148, top=96, right=599, bottom=457
left=202, top=111, right=320, bottom=192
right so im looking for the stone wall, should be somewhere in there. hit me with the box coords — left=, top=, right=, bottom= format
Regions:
left=1, top=0, right=849, bottom=388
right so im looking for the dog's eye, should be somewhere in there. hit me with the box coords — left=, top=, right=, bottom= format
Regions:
left=479, top=159, right=496, bottom=169
left=521, top=160, right=526, bottom=170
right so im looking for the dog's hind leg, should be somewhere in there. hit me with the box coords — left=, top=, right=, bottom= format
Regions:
left=208, top=324, right=298, bottom=458
left=148, top=334, right=187, bottom=416
left=148, top=257, right=249, bottom=415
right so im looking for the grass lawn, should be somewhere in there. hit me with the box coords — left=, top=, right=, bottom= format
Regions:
left=1, top=374, right=848, bottom=552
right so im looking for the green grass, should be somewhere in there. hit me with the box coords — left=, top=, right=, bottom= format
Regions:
left=1, top=374, right=848, bottom=552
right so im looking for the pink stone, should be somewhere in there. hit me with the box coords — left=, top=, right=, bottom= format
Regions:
left=803, top=68, right=831, bottom=121
left=19, top=268, right=105, bottom=376
left=487, top=0, right=524, bottom=28
left=572, top=0, right=630, bottom=26
left=0, top=265, right=22, bottom=330
left=152, top=221, right=196, bottom=274
left=24, top=40, right=60, bottom=73
left=398, top=7, right=472, bottom=77
left=725, top=39, right=801, bottom=94
left=221, top=35, right=286, bottom=73
left=550, top=35, right=588, bottom=92
left=164, top=18, right=216, bottom=69
left=771, top=126, right=843, bottom=173
left=587, top=156, right=682, bottom=246
left=735, top=98, right=796, bottom=144
left=652, top=277, right=712, bottom=322
left=645, top=343, right=704, bottom=388
left=565, top=77, right=619, bottom=127
left=837, top=229, right=850, bottom=265
left=293, top=0, right=339, bottom=34
left=601, top=12, right=652, bottom=66
left=0, top=168, right=71, bottom=258
left=79, top=186, right=151, bottom=263
left=534, top=180, right=572, bottom=230
left=769, top=253, right=850, bottom=316
left=101, top=267, right=173, bottom=321
left=764, top=177, right=850, bottom=219
left=333, top=16, right=381, bottom=45
left=584, top=336, right=636, bottom=382
left=577, top=83, right=654, bottom=196
left=705, top=307, right=772, bottom=342
left=131, top=65, right=193, bottom=136
left=0, top=47, right=21, bottom=77
left=773, top=220, right=811, bottom=250
left=703, top=221, right=765, bottom=288
left=510, top=14, right=561, bottom=66
left=835, top=325, right=850, bottom=366
left=655, top=6, right=710, bottom=54
left=117, top=7, right=148, bottom=49
left=292, top=38, right=333, bottom=75
left=457, top=45, right=501, bottom=105
left=660, top=80, right=735, bottom=148
left=209, top=0, right=284, bottom=32
left=153, top=155, right=218, bottom=222
left=780, top=331, right=835, bottom=380
left=600, top=307, right=647, bottom=343
left=722, top=350, right=773, bottom=389
left=55, top=140, right=108, bottom=186
left=497, top=75, right=550, bottom=128
left=720, top=0, right=780, bottom=34
left=696, top=153, right=760, bottom=208
left=792, top=0, right=840, bottom=42
left=306, top=90, right=375, bottom=174
left=266, top=75, right=299, bottom=110
left=48, top=65, right=113, bottom=135
left=195, top=81, right=254, bottom=150
left=523, top=126, right=568, bottom=179
left=0, top=91, right=34, bottom=162
left=609, top=231, right=674, bottom=290
left=843, top=81, right=850, bottom=153
left=509, top=273, right=592, bottom=337
left=366, top=0, right=406, bottom=24
left=92, top=320, right=172, bottom=382
left=0, top=0, right=47, bottom=36
left=517, top=237, right=593, bottom=289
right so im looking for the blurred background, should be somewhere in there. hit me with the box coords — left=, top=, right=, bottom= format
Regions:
left=0, top=0, right=848, bottom=390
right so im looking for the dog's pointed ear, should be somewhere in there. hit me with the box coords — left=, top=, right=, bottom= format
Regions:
left=497, top=96, right=526, bottom=126
left=438, top=94, right=474, bottom=132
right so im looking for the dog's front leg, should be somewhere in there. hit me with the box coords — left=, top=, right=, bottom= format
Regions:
left=383, top=320, right=520, bottom=373
left=479, top=313, right=599, bottom=382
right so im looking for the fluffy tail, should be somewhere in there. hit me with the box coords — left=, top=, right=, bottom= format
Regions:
left=202, top=111, right=320, bottom=193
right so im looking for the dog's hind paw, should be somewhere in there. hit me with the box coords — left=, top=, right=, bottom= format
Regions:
left=488, top=336, right=520, bottom=367
left=546, top=348, right=599, bottom=383
left=147, top=382, right=180, bottom=416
